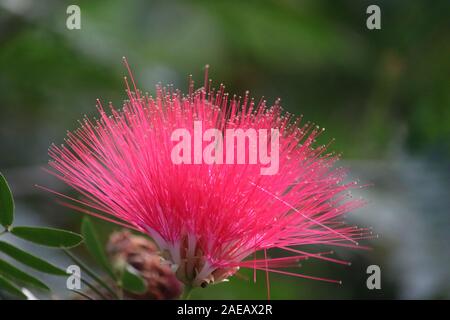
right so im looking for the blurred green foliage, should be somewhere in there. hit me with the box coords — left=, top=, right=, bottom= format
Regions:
left=0, top=0, right=449, bottom=168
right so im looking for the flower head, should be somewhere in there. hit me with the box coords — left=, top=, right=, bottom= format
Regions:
left=107, top=230, right=183, bottom=299
left=47, top=59, right=369, bottom=292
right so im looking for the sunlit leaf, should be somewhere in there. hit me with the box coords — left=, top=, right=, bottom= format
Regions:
left=0, top=259, right=49, bottom=291
left=0, top=172, right=14, bottom=228
left=0, top=241, right=67, bottom=275
left=11, top=226, right=82, bottom=248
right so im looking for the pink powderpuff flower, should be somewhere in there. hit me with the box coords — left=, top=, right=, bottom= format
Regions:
left=45, top=59, right=371, bottom=295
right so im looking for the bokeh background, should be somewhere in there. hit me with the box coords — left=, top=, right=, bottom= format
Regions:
left=0, top=0, right=449, bottom=299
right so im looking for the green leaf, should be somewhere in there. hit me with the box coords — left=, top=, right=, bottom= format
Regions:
left=0, top=172, right=14, bottom=228
left=0, top=241, right=67, bottom=276
left=0, top=259, right=49, bottom=291
left=11, top=226, right=83, bottom=248
left=81, top=217, right=115, bottom=279
left=0, top=274, right=27, bottom=299
left=121, top=265, right=147, bottom=294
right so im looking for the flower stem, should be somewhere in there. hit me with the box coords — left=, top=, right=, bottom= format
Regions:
left=181, top=284, right=194, bottom=300
left=63, top=249, right=120, bottom=299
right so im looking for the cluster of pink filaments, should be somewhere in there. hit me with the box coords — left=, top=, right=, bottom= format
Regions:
left=46, top=59, right=371, bottom=291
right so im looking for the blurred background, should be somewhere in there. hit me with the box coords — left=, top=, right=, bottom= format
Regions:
left=0, top=0, right=449, bottom=299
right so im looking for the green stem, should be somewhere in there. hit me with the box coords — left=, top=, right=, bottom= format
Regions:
left=181, top=284, right=194, bottom=300
left=118, top=285, right=124, bottom=300
left=81, top=278, right=109, bottom=300
left=63, top=249, right=120, bottom=299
